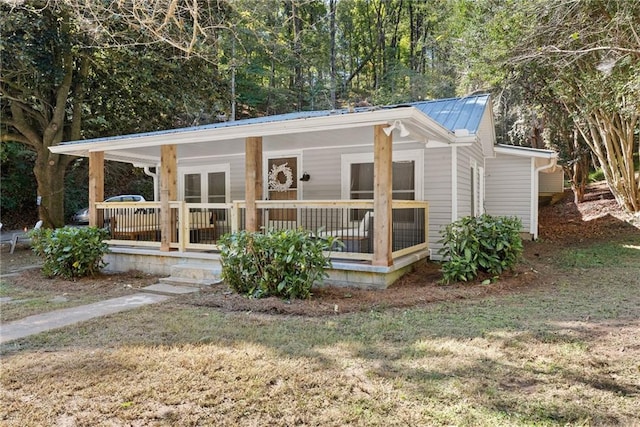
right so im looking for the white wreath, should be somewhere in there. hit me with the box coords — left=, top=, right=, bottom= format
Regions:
left=268, top=162, right=294, bottom=192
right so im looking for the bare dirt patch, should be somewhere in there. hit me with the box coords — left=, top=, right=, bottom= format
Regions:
left=2, top=183, right=638, bottom=318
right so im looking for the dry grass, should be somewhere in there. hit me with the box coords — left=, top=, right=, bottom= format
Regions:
left=2, top=257, right=639, bottom=426
left=1, top=187, right=639, bottom=426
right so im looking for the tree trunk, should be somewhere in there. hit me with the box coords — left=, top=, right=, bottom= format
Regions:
left=577, top=109, right=640, bottom=212
left=570, top=129, right=590, bottom=204
left=33, top=148, right=73, bottom=228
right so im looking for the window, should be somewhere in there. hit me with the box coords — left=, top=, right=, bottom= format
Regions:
left=180, top=166, right=230, bottom=220
left=342, top=150, right=423, bottom=222
left=470, top=161, right=484, bottom=216
left=349, top=161, right=415, bottom=201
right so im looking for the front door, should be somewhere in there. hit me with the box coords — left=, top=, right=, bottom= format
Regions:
left=266, top=155, right=299, bottom=222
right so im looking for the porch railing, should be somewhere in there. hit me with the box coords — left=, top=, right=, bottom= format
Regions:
left=96, top=200, right=428, bottom=262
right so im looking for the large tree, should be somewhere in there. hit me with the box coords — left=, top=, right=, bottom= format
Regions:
left=456, top=0, right=640, bottom=212
left=1, top=2, right=87, bottom=227
left=1, top=1, right=228, bottom=227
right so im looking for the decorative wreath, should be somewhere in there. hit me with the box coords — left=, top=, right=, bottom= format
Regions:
left=268, top=162, right=294, bottom=192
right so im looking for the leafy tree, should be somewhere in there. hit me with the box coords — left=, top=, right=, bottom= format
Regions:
left=1, top=1, right=229, bottom=227
left=455, top=0, right=639, bottom=212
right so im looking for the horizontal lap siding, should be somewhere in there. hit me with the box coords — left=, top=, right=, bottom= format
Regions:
left=424, top=148, right=452, bottom=258
left=301, top=146, right=366, bottom=200
left=485, top=155, right=531, bottom=231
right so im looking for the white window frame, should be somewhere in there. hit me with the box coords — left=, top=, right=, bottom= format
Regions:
left=178, top=164, right=231, bottom=203
left=340, top=149, right=424, bottom=200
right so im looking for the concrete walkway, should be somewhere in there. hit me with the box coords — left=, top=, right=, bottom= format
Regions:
left=0, top=293, right=171, bottom=344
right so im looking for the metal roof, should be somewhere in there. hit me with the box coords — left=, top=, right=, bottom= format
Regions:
left=59, top=94, right=490, bottom=146
left=410, top=94, right=489, bottom=134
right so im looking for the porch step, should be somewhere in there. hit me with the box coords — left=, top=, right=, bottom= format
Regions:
left=141, top=283, right=201, bottom=296
left=158, top=262, right=223, bottom=287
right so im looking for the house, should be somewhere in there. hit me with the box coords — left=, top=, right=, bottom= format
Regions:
left=50, top=94, right=561, bottom=288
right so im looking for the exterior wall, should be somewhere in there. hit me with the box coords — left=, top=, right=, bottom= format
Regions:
left=423, top=147, right=452, bottom=259
left=485, top=154, right=532, bottom=231
left=185, top=142, right=452, bottom=259
left=456, top=140, right=485, bottom=219
left=539, top=168, right=564, bottom=194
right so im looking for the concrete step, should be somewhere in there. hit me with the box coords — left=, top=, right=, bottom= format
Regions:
left=157, top=276, right=223, bottom=287
left=158, top=261, right=223, bottom=287
left=141, top=283, right=201, bottom=295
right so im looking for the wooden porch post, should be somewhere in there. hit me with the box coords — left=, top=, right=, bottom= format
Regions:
left=160, top=145, right=177, bottom=251
left=245, top=136, right=263, bottom=232
left=373, top=125, right=393, bottom=266
left=88, top=151, right=104, bottom=227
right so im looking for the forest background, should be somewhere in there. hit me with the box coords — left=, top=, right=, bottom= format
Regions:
left=1, top=0, right=638, bottom=229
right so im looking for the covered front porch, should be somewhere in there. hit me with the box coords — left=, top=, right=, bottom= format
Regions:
left=96, top=198, right=430, bottom=288
left=80, top=121, right=437, bottom=288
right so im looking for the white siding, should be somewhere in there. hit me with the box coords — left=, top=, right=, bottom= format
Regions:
left=424, top=147, right=452, bottom=258
left=456, top=140, right=485, bottom=219
left=485, top=154, right=532, bottom=231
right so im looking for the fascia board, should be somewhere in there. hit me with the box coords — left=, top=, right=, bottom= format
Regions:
left=494, top=145, right=557, bottom=159
left=50, top=108, right=420, bottom=155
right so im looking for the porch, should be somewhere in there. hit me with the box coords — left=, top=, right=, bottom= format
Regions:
left=97, top=199, right=430, bottom=288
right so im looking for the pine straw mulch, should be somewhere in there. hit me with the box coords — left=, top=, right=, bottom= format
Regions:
left=188, top=183, right=640, bottom=316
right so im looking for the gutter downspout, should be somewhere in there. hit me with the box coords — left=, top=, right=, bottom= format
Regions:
left=531, top=157, right=558, bottom=239
left=143, top=166, right=159, bottom=201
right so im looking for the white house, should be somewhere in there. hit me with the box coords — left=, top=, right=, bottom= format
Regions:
left=50, top=94, right=562, bottom=288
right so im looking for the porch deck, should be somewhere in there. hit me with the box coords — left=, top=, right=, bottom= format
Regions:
left=96, top=199, right=430, bottom=288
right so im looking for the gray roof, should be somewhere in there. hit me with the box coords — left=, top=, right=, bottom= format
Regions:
left=410, top=94, right=489, bottom=134
left=61, top=94, right=490, bottom=146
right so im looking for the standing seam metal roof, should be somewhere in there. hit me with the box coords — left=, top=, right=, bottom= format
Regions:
left=60, top=94, right=490, bottom=146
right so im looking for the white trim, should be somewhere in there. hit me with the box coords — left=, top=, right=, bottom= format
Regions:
left=530, top=157, right=537, bottom=237
left=451, top=145, right=458, bottom=221
left=340, top=149, right=425, bottom=200
left=178, top=164, right=230, bottom=203
left=470, top=159, right=478, bottom=216
left=495, top=144, right=557, bottom=159
left=479, top=165, right=485, bottom=214
left=52, top=107, right=455, bottom=157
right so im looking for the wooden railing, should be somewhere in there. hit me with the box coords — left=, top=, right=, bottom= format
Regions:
left=96, top=200, right=428, bottom=262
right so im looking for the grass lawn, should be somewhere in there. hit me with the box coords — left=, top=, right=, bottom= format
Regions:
left=1, top=236, right=639, bottom=426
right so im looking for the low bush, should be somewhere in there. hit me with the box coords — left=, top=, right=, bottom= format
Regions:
left=218, top=229, right=335, bottom=299
left=30, top=226, right=110, bottom=279
left=438, top=214, right=523, bottom=284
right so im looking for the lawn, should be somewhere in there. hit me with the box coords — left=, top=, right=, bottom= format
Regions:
left=1, top=187, right=639, bottom=426
left=1, top=236, right=639, bottom=426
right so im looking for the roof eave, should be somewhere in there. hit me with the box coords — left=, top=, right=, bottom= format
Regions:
left=494, top=144, right=558, bottom=159
left=51, top=107, right=446, bottom=156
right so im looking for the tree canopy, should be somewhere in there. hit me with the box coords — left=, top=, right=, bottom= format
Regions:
left=1, top=0, right=639, bottom=228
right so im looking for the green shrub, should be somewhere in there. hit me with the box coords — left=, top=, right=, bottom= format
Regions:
left=218, top=229, right=335, bottom=299
left=30, top=226, right=110, bottom=279
left=438, top=214, right=523, bottom=284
